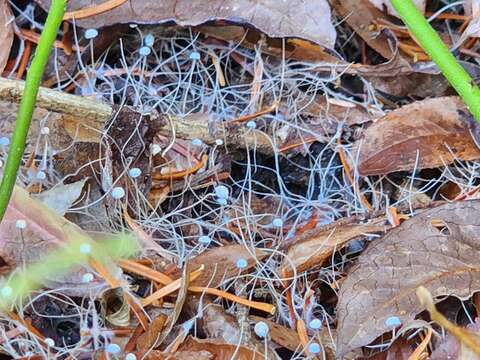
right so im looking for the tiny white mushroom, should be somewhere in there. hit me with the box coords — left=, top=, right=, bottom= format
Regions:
left=191, top=138, right=203, bottom=146
left=36, top=171, right=46, bottom=180
left=139, top=46, right=151, bottom=56
left=111, top=187, right=125, bottom=199
left=40, top=127, right=50, bottom=135
left=105, top=343, right=121, bottom=354
left=214, top=185, right=229, bottom=200
left=84, top=28, right=98, bottom=40
left=272, top=218, right=283, bottom=228
left=152, top=144, right=162, bottom=155
left=215, top=139, right=224, bottom=146
left=125, top=354, right=137, bottom=360
left=15, top=219, right=27, bottom=229
left=198, top=235, right=212, bottom=245
left=308, top=343, right=321, bottom=354
left=44, top=338, right=55, bottom=347
left=246, top=121, right=256, bottom=129
left=216, top=197, right=227, bottom=205
left=1, top=286, right=12, bottom=298
left=189, top=52, right=201, bottom=60
left=82, top=273, right=94, bottom=283
left=129, top=168, right=142, bottom=178
left=144, top=33, right=155, bottom=47
left=254, top=321, right=269, bottom=338
left=385, top=316, right=402, bottom=327
left=79, top=243, right=92, bottom=254
left=236, top=258, right=248, bottom=269
left=0, top=137, right=10, bottom=146
left=308, top=318, right=322, bottom=330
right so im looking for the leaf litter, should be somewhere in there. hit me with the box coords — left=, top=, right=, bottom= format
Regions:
left=4, top=0, right=480, bottom=358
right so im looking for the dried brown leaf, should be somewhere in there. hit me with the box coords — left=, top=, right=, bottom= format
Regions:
left=280, top=217, right=388, bottom=276
left=200, top=304, right=241, bottom=344
left=199, top=25, right=341, bottom=63
left=37, top=0, right=336, bottom=48
left=369, top=0, right=425, bottom=17
left=250, top=316, right=300, bottom=352
left=0, top=0, right=13, bottom=73
left=353, top=97, right=480, bottom=176
left=336, top=200, right=480, bottom=356
left=145, top=350, right=214, bottom=360
left=179, top=337, right=264, bottom=360
left=330, top=0, right=395, bottom=59
left=137, top=314, right=168, bottom=352
left=431, top=318, right=480, bottom=360
left=33, top=179, right=87, bottom=216
left=0, top=186, right=93, bottom=269
left=189, top=244, right=267, bottom=288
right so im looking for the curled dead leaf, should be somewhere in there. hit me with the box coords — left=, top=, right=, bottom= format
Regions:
left=353, top=97, right=480, bottom=176
left=0, top=0, right=13, bottom=73
left=189, top=244, right=267, bottom=288
left=37, top=0, right=336, bottom=48
left=336, top=200, right=480, bottom=356
left=281, top=216, right=388, bottom=276
left=179, top=336, right=265, bottom=360
left=330, top=0, right=395, bottom=59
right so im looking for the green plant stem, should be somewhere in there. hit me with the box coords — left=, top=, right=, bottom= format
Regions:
left=390, top=0, right=480, bottom=122
left=0, top=0, right=66, bottom=223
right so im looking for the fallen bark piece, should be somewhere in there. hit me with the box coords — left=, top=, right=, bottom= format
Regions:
left=353, top=97, right=480, bottom=176
left=336, top=200, right=480, bottom=357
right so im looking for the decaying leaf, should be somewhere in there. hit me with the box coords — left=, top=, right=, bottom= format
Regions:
left=199, top=303, right=242, bottom=345
left=37, top=0, right=336, bottom=48
left=100, top=287, right=130, bottom=327
left=330, top=0, right=395, bottom=59
left=189, top=244, right=267, bottom=288
left=0, top=0, right=13, bottom=73
left=336, top=200, right=480, bottom=356
left=33, top=179, right=87, bottom=216
left=369, top=0, right=425, bottom=17
left=250, top=315, right=301, bottom=352
left=353, top=97, right=480, bottom=176
left=198, top=25, right=341, bottom=63
left=178, top=336, right=265, bottom=360
left=281, top=216, right=388, bottom=276
left=145, top=350, right=214, bottom=360
left=137, top=314, right=168, bottom=352
left=431, top=318, right=480, bottom=360
left=0, top=185, right=94, bottom=269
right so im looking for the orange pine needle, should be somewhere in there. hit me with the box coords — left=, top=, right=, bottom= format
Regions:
left=19, top=28, right=83, bottom=53
left=387, top=206, right=401, bottom=227
left=408, top=328, right=432, bottom=360
left=296, top=319, right=309, bottom=353
left=337, top=141, right=373, bottom=211
left=228, top=102, right=278, bottom=124
left=124, top=324, right=144, bottom=353
left=455, top=183, right=480, bottom=201
left=154, top=154, right=208, bottom=180
left=63, top=0, right=128, bottom=20
left=425, top=12, right=470, bottom=21
left=279, top=137, right=317, bottom=153
left=16, top=41, right=32, bottom=80
left=188, top=286, right=276, bottom=315
left=141, top=266, right=205, bottom=307
left=118, top=259, right=173, bottom=285
left=208, top=49, right=226, bottom=87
